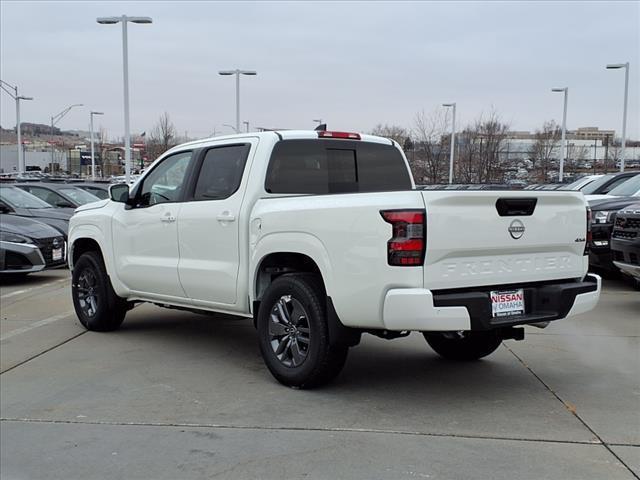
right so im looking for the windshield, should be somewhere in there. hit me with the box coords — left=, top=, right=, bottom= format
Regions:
left=607, top=174, right=640, bottom=197
left=59, top=187, right=101, bottom=205
left=581, top=174, right=616, bottom=194
left=0, top=186, right=52, bottom=209
left=564, top=176, right=597, bottom=191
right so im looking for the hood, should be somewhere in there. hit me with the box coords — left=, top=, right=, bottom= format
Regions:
left=584, top=194, right=618, bottom=202
left=75, top=198, right=109, bottom=213
left=25, top=207, right=74, bottom=220
left=0, top=214, right=63, bottom=240
left=589, top=196, right=638, bottom=212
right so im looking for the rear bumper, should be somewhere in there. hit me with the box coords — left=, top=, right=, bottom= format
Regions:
left=613, top=261, right=640, bottom=280
left=382, top=274, right=601, bottom=332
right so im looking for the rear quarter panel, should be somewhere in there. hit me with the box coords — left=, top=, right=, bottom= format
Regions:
left=250, top=191, right=425, bottom=328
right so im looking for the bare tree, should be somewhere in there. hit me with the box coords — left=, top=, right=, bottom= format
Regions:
left=565, top=143, right=589, bottom=175
left=529, top=120, right=561, bottom=181
left=370, top=124, right=408, bottom=145
left=456, top=110, right=510, bottom=183
left=148, top=112, right=178, bottom=159
left=411, top=109, right=449, bottom=184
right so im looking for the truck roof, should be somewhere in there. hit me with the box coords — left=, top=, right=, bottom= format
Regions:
left=169, top=130, right=395, bottom=153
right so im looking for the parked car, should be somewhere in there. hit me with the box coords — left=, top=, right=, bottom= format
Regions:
left=583, top=172, right=639, bottom=201
left=13, top=182, right=101, bottom=208
left=72, top=182, right=110, bottom=200
left=0, top=185, right=73, bottom=237
left=562, top=175, right=603, bottom=191
left=68, top=130, right=600, bottom=388
left=588, top=175, right=640, bottom=272
left=610, top=203, right=640, bottom=285
left=1, top=214, right=66, bottom=274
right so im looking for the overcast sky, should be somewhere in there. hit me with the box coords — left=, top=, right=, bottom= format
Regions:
left=1, top=1, right=638, bottom=140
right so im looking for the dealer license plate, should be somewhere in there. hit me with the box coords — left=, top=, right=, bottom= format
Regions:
left=490, top=289, right=525, bottom=317
left=52, top=248, right=63, bottom=261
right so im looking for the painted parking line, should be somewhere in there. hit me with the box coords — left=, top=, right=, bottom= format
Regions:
left=0, top=311, right=76, bottom=342
left=0, top=278, right=69, bottom=301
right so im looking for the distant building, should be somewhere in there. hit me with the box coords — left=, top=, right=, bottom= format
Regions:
left=569, top=127, right=616, bottom=141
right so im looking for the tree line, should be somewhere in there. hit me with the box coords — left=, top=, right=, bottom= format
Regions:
left=144, top=110, right=624, bottom=183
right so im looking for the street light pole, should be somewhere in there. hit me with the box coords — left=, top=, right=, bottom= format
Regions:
left=219, top=69, right=257, bottom=135
left=50, top=103, right=83, bottom=167
left=97, top=15, right=152, bottom=184
left=0, top=80, right=33, bottom=174
left=552, top=87, right=568, bottom=182
left=607, top=62, right=630, bottom=172
left=90, top=111, right=104, bottom=179
left=442, top=103, right=456, bottom=184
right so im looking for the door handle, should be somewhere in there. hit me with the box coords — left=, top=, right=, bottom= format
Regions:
left=161, top=215, right=176, bottom=223
left=216, top=212, right=236, bottom=222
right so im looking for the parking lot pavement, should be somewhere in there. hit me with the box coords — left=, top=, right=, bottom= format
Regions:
left=1, top=273, right=638, bottom=479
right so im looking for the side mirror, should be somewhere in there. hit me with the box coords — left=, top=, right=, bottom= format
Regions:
left=109, top=183, right=130, bottom=203
left=0, top=203, right=12, bottom=214
left=56, top=201, right=75, bottom=208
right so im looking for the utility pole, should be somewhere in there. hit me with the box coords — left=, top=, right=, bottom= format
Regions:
left=0, top=80, right=33, bottom=174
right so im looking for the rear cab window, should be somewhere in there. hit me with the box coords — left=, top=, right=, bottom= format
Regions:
left=265, top=139, right=411, bottom=194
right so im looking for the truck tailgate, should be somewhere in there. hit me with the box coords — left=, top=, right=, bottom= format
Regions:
left=421, top=191, right=588, bottom=290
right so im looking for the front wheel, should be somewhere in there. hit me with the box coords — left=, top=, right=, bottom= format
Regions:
left=257, top=274, right=348, bottom=389
left=71, top=251, right=128, bottom=332
left=423, top=331, right=502, bottom=361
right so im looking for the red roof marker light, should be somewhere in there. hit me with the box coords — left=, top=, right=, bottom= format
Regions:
left=317, top=131, right=361, bottom=140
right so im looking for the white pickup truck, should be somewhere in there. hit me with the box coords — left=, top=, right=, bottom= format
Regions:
left=69, top=130, right=601, bottom=388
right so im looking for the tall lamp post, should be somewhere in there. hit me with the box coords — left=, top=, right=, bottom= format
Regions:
left=606, top=62, right=630, bottom=172
left=50, top=103, right=83, bottom=166
left=90, top=111, right=104, bottom=179
left=97, top=15, right=152, bottom=184
left=442, top=103, right=456, bottom=184
left=551, top=87, right=568, bottom=182
left=0, top=80, right=33, bottom=174
left=218, top=69, right=257, bottom=134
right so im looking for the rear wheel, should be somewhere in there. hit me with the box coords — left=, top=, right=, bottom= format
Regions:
left=423, top=331, right=502, bottom=361
left=257, top=274, right=348, bottom=388
left=72, top=251, right=128, bottom=332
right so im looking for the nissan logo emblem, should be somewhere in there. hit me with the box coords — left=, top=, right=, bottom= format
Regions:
left=508, top=219, right=525, bottom=239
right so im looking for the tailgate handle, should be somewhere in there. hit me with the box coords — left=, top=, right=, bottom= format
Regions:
left=496, top=198, right=537, bottom=216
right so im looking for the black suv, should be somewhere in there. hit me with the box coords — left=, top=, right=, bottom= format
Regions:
left=588, top=175, right=640, bottom=272
left=611, top=203, right=640, bottom=285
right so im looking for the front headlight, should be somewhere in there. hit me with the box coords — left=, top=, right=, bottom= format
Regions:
left=0, top=231, right=32, bottom=244
left=593, top=210, right=614, bottom=224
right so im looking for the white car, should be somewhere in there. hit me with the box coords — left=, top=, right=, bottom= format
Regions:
left=68, top=130, right=600, bottom=388
left=586, top=174, right=640, bottom=204
left=563, top=174, right=602, bottom=191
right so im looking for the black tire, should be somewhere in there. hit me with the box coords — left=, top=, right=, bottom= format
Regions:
left=423, top=330, right=502, bottom=361
left=257, top=274, right=348, bottom=389
left=71, top=251, right=127, bottom=332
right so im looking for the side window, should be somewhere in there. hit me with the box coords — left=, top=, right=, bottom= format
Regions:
left=193, top=144, right=250, bottom=200
left=26, top=187, right=66, bottom=206
left=137, top=151, right=192, bottom=207
left=602, top=177, right=628, bottom=194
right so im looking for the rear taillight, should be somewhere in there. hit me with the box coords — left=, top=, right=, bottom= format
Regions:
left=380, top=209, right=426, bottom=266
left=317, top=131, right=361, bottom=140
left=585, top=206, right=592, bottom=255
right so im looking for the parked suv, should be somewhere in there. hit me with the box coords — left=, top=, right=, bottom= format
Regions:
left=611, top=203, right=640, bottom=285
